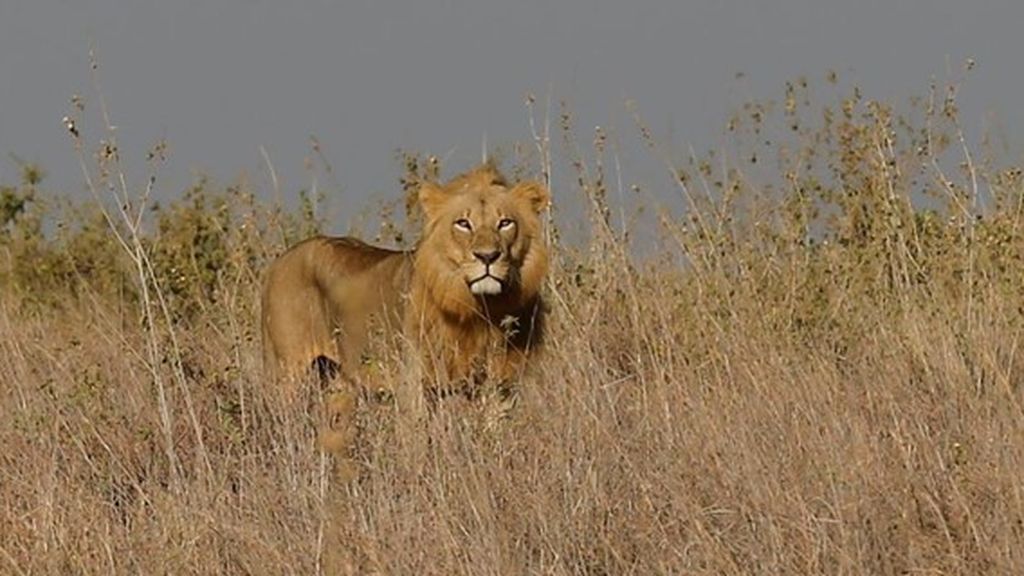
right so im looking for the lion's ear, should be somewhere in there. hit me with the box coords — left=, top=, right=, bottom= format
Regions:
left=509, top=181, right=550, bottom=214
left=418, top=180, right=447, bottom=220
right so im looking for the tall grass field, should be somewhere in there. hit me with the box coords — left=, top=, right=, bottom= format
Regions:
left=2, top=65, right=1024, bottom=574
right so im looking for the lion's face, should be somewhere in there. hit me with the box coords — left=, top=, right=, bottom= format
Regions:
left=438, top=189, right=531, bottom=296
left=414, top=166, right=549, bottom=316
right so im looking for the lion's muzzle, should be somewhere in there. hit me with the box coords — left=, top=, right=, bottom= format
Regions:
left=469, top=274, right=504, bottom=295
left=466, top=248, right=508, bottom=295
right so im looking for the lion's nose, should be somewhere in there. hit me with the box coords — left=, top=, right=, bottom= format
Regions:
left=473, top=250, right=501, bottom=265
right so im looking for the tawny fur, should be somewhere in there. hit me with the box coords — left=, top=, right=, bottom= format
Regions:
left=260, top=164, right=549, bottom=470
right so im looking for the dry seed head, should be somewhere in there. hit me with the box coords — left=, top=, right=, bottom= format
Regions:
left=147, top=139, right=168, bottom=162
left=97, top=140, right=119, bottom=164
left=785, top=82, right=797, bottom=116
left=62, top=116, right=79, bottom=138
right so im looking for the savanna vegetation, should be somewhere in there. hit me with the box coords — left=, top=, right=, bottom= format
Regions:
left=2, top=61, right=1024, bottom=574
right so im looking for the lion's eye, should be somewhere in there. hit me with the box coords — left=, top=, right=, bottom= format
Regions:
left=497, top=218, right=516, bottom=231
left=453, top=218, right=473, bottom=232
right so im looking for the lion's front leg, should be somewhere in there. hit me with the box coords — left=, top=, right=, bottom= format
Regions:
left=487, top=347, right=530, bottom=393
left=388, top=344, right=431, bottom=477
left=477, top=348, right=534, bottom=428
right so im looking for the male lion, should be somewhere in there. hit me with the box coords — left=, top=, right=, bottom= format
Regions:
left=261, top=163, right=549, bottom=470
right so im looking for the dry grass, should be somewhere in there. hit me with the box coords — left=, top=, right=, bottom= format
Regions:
left=3, top=65, right=1024, bottom=574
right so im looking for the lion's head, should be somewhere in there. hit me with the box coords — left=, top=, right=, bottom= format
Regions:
left=413, top=165, right=550, bottom=320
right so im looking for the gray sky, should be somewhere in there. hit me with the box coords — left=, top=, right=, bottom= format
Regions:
left=1, top=0, right=1022, bottom=226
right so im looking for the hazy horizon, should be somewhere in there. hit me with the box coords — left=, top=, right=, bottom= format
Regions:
left=2, top=0, right=1022, bottom=230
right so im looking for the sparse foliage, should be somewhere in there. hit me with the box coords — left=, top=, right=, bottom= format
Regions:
left=2, top=68, right=1024, bottom=574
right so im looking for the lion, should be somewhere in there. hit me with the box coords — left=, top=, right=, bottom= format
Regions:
left=260, top=163, right=549, bottom=472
